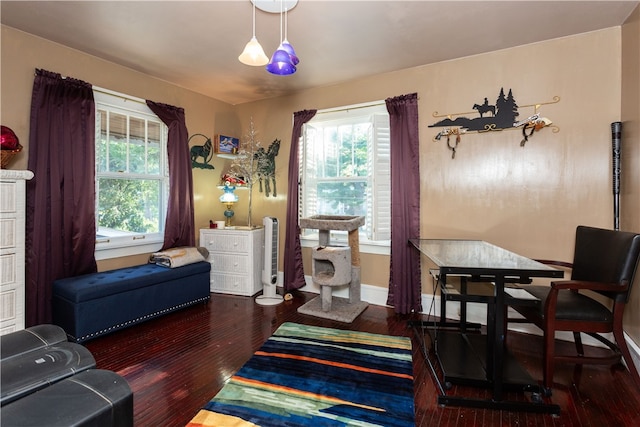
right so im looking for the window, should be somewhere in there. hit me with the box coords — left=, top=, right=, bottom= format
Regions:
left=94, top=89, right=169, bottom=260
left=300, top=102, right=390, bottom=252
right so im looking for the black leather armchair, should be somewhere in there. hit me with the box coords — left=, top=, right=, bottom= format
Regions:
left=512, top=225, right=640, bottom=393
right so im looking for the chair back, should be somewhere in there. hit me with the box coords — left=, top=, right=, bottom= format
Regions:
left=572, top=225, right=640, bottom=303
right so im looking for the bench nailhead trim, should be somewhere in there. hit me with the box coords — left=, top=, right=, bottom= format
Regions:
left=72, top=296, right=210, bottom=342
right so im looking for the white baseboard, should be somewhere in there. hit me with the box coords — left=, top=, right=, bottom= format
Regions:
left=287, top=273, right=390, bottom=306
left=277, top=272, right=640, bottom=374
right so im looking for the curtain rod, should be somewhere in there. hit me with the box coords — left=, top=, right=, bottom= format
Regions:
left=35, top=70, right=147, bottom=105
left=316, top=101, right=386, bottom=115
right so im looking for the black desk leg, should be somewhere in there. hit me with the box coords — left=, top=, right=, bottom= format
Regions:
left=460, top=277, right=468, bottom=333
left=492, top=276, right=506, bottom=401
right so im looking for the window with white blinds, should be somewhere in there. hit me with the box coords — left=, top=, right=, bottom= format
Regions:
left=300, top=102, right=390, bottom=246
left=94, top=88, right=169, bottom=260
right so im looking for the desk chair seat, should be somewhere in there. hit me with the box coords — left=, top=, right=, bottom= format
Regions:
left=523, top=285, right=613, bottom=323
left=514, top=225, right=640, bottom=393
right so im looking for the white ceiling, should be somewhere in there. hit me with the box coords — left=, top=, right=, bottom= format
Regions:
left=2, top=1, right=638, bottom=105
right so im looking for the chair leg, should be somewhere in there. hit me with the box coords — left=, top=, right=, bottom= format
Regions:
left=543, top=329, right=556, bottom=391
left=573, top=331, right=584, bottom=356
left=613, top=327, right=640, bottom=389
left=572, top=363, right=584, bottom=390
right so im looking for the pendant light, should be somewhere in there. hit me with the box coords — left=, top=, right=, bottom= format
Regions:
left=266, top=0, right=296, bottom=75
left=238, top=0, right=269, bottom=66
left=280, top=6, right=299, bottom=65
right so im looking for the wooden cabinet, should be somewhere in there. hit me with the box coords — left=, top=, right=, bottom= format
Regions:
left=199, top=227, right=264, bottom=296
left=1, top=170, right=33, bottom=335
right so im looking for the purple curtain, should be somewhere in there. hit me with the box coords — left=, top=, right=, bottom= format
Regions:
left=385, top=93, right=422, bottom=314
left=25, top=69, right=97, bottom=326
left=283, top=109, right=317, bottom=291
left=146, top=101, right=195, bottom=249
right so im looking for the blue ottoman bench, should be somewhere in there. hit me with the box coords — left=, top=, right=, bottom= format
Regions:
left=52, top=261, right=211, bottom=342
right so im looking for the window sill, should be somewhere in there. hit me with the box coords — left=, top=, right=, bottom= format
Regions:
left=95, top=239, right=163, bottom=260
left=300, top=237, right=390, bottom=256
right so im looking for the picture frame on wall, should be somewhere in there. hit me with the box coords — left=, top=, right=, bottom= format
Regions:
left=215, top=135, right=240, bottom=154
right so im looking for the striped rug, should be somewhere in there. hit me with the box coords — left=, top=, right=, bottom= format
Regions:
left=186, top=322, right=414, bottom=427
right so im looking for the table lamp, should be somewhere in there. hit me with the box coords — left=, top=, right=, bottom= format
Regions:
left=219, top=181, right=239, bottom=226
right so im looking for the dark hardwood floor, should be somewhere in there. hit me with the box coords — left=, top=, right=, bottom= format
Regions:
left=85, top=291, right=640, bottom=426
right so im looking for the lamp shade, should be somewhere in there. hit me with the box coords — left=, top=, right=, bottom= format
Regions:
left=239, top=36, right=269, bottom=66
left=219, top=182, right=239, bottom=203
left=266, top=46, right=296, bottom=75
left=280, top=39, right=299, bottom=65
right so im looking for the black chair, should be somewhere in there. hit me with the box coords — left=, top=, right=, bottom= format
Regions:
left=512, top=225, right=640, bottom=393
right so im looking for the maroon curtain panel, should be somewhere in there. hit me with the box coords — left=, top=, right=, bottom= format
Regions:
left=25, top=69, right=97, bottom=326
left=283, top=109, right=317, bottom=291
left=146, top=101, right=195, bottom=249
left=385, top=93, right=422, bottom=314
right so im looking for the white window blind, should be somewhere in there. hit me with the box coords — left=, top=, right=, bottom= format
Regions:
left=300, top=103, right=390, bottom=244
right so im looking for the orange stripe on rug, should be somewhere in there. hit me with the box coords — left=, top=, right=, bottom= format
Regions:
left=254, top=351, right=414, bottom=380
left=185, top=408, right=258, bottom=427
left=231, top=376, right=385, bottom=412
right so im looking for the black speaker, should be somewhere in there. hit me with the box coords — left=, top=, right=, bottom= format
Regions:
left=611, top=121, right=622, bottom=231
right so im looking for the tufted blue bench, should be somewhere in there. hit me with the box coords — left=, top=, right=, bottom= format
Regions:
left=52, top=261, right=211, bottom=343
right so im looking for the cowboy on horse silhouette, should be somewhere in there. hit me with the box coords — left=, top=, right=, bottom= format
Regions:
left=473, top=97, right=496, bottom=118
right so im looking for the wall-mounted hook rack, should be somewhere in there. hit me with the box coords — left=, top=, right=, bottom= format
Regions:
left=428, top=89, right=560, bottom=157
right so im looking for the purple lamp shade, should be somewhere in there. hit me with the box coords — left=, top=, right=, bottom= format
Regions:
left=281, top=40, right=299, bottom=65
left=266, top=46, right=296, bottom=75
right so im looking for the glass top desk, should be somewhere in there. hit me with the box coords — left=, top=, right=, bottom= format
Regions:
left=409, top=239, right=564, bottom=414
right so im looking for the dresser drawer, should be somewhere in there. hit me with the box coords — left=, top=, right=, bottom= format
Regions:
left=0, top=181, right=17, bottom=213
left=0, top=287, right=17, bottom=322
left=1, top=254, right=16, bottom=286
left=209, top=253, right=249, bottom=275
left=210, top=273, right=251, bottom=294
left=201, top=232, right=249, bottom=253
left=0, top=218, right=16, bottom=249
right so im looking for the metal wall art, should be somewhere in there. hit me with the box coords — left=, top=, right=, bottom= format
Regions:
left=255, top=139, right=280, bottom=197
left=429, top=88, right=559, bottom=158
left=189, top=133, right=215, bottom=169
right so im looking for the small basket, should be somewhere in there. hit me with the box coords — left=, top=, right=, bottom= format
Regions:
left=1, top=144, right=23, bottom=169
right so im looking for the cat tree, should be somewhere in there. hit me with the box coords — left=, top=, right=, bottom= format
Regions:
left=296, top=215, right=368, bottom=323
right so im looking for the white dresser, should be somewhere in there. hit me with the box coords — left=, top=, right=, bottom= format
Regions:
left=200, top=227, right=264, bottom=296
left=1, top=169, right=34, bottom=335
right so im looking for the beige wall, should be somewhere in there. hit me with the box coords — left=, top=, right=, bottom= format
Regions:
left=621, top=5, right=640, bottom=343
left=236, top=28, right=629, bottom=290
left=3, top=20, right=639, bottom=343
left=236, top=26, right=640, bottom=350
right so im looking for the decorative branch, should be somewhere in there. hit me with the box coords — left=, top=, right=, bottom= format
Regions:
left=227, top=117, right=263, bottom=227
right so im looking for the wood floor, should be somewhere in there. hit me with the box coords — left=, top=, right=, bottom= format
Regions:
left=85, top=291, right=640, bottom=426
